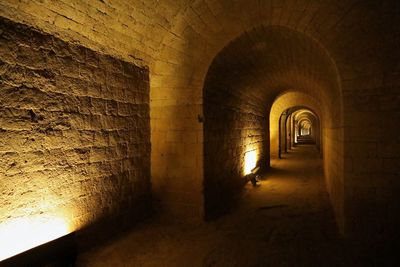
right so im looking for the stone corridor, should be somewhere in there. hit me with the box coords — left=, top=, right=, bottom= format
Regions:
left=1, top=1, right=400, bottom=265
left=77, top=145, right=353, bottom=267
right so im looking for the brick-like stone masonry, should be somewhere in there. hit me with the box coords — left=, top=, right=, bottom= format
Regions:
left=204, top=69, right=268, bottom=220
left=0, top=17, right=151, bottom=232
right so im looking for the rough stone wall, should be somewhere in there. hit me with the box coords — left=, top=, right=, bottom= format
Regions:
left=343, top=85, right=400, bottom=242
left=204, top=82, right=268, bottom=219
left=338, top=1, right=400, bottom=243
left=0, top=17, right=151, bottom=234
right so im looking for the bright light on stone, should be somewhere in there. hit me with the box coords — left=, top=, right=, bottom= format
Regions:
left=244, top=150, right=257, bottom=175
left=0, top=216, right=70, bottom=261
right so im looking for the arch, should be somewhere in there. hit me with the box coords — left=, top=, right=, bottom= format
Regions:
left=295, top=110, right=319, bottom=142
left=270, top=91, right=323, bottom=159
left=203, top=26, right=343, bottom=223
left=149, top=1, right=355, bottom=223
left=147, top=0, right=398, bottom=241
left=276, top=107, right=321, bottom=158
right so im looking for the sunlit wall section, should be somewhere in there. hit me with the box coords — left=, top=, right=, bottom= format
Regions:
left=0, top=17, right=151, bottom=259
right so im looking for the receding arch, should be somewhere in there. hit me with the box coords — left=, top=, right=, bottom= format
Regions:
left=270, top=91, right=323, bottom=159
left=294, top=109, right=319, bottom=144
left=275, top=107, right=321, bottom=158
left=203, top=25, right=343, bottom=225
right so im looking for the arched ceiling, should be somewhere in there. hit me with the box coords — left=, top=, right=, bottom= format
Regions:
left=295, top=109, right=318, bottom=128
left=269, top=91, right=322, bottom=159
left=270, top=91, right=321, bottom=119
left=204, top=25, right=340, bottom=113
left=295, top=109, right=318, bottom=121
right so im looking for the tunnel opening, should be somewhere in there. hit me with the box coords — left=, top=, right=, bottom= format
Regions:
left=203, top=25, right=343, bottom=226
left=276, top=107, right=321, bottom=159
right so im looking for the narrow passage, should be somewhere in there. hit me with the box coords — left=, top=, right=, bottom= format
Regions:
left=77, top=145, right=349, bottom=267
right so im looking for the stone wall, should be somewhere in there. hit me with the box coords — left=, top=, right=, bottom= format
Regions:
left=204, top=85, right=336, bottom=226
left=323, top=128, right=344, bottom=234
left=0, top=17, right=151, bottom=238
left=204, top=75, right=268, bottom=219
left=343, top=86, right=400, bottom=242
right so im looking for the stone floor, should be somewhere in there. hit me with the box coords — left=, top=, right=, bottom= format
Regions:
left=76, top=145, right=360, bottom=267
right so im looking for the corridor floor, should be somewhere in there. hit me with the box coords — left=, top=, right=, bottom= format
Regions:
left=77, top=145, right=351, bottom=267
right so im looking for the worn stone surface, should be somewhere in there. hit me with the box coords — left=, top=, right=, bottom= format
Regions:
left=0, top=17, right=151, bottom=233
left=204, top=79, right=268, bottom=219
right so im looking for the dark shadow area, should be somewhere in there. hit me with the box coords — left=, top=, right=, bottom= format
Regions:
left=203, top=180, right=244, bottom=221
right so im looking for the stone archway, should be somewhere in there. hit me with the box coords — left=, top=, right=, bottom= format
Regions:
left=202, top=26, right=343, bottom=223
